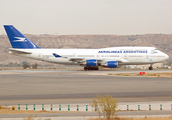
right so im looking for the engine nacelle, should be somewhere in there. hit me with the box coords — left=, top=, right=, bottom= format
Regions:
left=107, top=61, right=118, bottom=68
left=86, top=59, right=97, bottom=67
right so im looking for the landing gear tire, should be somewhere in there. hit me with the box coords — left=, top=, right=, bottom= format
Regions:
left=90, top=67, right=94, bottom=70
left=84, top=67, right=88, bottom=70
left=84, top=67, right=99, bottom=70
left=93, top=67, right=96, bottom=70
left=149, top=66, right=153, bottom=70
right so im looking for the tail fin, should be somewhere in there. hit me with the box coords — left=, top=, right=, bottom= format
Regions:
left=4, top=25, right=40, bottom=49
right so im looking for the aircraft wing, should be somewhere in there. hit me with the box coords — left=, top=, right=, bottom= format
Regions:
left=52, top=53, right=128, bottom=64
left=68, top=57, right=85, bottom=61
left=68, top=57, right=125, bottom=63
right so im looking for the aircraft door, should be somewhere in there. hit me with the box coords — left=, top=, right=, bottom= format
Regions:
left=38, top=53, right=42, bottom=59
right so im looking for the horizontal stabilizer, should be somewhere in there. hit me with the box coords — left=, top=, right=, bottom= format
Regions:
left=53, top=53, right=62, bottom=57
left=8, top=49, right=32, bottom=54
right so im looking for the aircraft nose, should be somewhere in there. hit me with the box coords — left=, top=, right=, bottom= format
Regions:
left=165, top=54, right=169, bottom=59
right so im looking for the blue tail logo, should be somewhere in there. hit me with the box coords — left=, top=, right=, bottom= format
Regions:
left=13, top=37, right=27, bottom=42
left=4, top=25, right=40, bottom=49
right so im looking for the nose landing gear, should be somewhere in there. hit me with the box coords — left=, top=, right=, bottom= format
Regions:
left=84, top=67, right=99, bottom=70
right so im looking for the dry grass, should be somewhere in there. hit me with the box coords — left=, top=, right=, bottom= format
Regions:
left=88, top=116, right=172, bottom=120
left=12, top=106, right=15, bottom=110
left=115, top=73, right=172, bottom=78
left=108, top=73, right=114, bottom=75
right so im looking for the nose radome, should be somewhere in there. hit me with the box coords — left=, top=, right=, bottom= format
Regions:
left=165, top=54, right=169, bottom=59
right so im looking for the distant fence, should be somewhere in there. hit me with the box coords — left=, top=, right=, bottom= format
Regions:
left=6, top=103, right=172, bottom=111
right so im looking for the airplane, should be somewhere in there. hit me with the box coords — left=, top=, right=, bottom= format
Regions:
left=4, top=25, right=169, bottom=70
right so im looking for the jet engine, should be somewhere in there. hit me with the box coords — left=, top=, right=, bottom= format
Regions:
left=106, top=61, right=118, bottom=68
left=86, top=59, right=97, bottom=67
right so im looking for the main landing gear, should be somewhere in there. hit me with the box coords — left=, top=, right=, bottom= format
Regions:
left=149, top=64, right=153, bottom=70
left=84, top=67, right=99, bottom=70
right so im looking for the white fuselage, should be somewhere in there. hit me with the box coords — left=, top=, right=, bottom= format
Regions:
left=9, top=46, right=169, bottom=66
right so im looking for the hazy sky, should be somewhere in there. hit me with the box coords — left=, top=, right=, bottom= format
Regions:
left=0, top=0, right=172, bottom=35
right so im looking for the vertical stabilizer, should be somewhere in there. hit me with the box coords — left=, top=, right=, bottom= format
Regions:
left=4, top=25, right=40, bottom=49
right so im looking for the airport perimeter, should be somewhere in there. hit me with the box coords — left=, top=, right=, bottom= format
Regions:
left=0, top=69, right=172, bottom=119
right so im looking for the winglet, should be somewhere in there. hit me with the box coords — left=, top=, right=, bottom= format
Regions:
left=4, top=25, right=40, bottom=49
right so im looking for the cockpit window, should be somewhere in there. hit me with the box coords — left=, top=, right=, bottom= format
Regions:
left=154, top=49, right=158, bottom=50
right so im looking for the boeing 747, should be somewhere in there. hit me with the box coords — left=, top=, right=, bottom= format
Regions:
left=4, top=25, right=169, bottom=70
